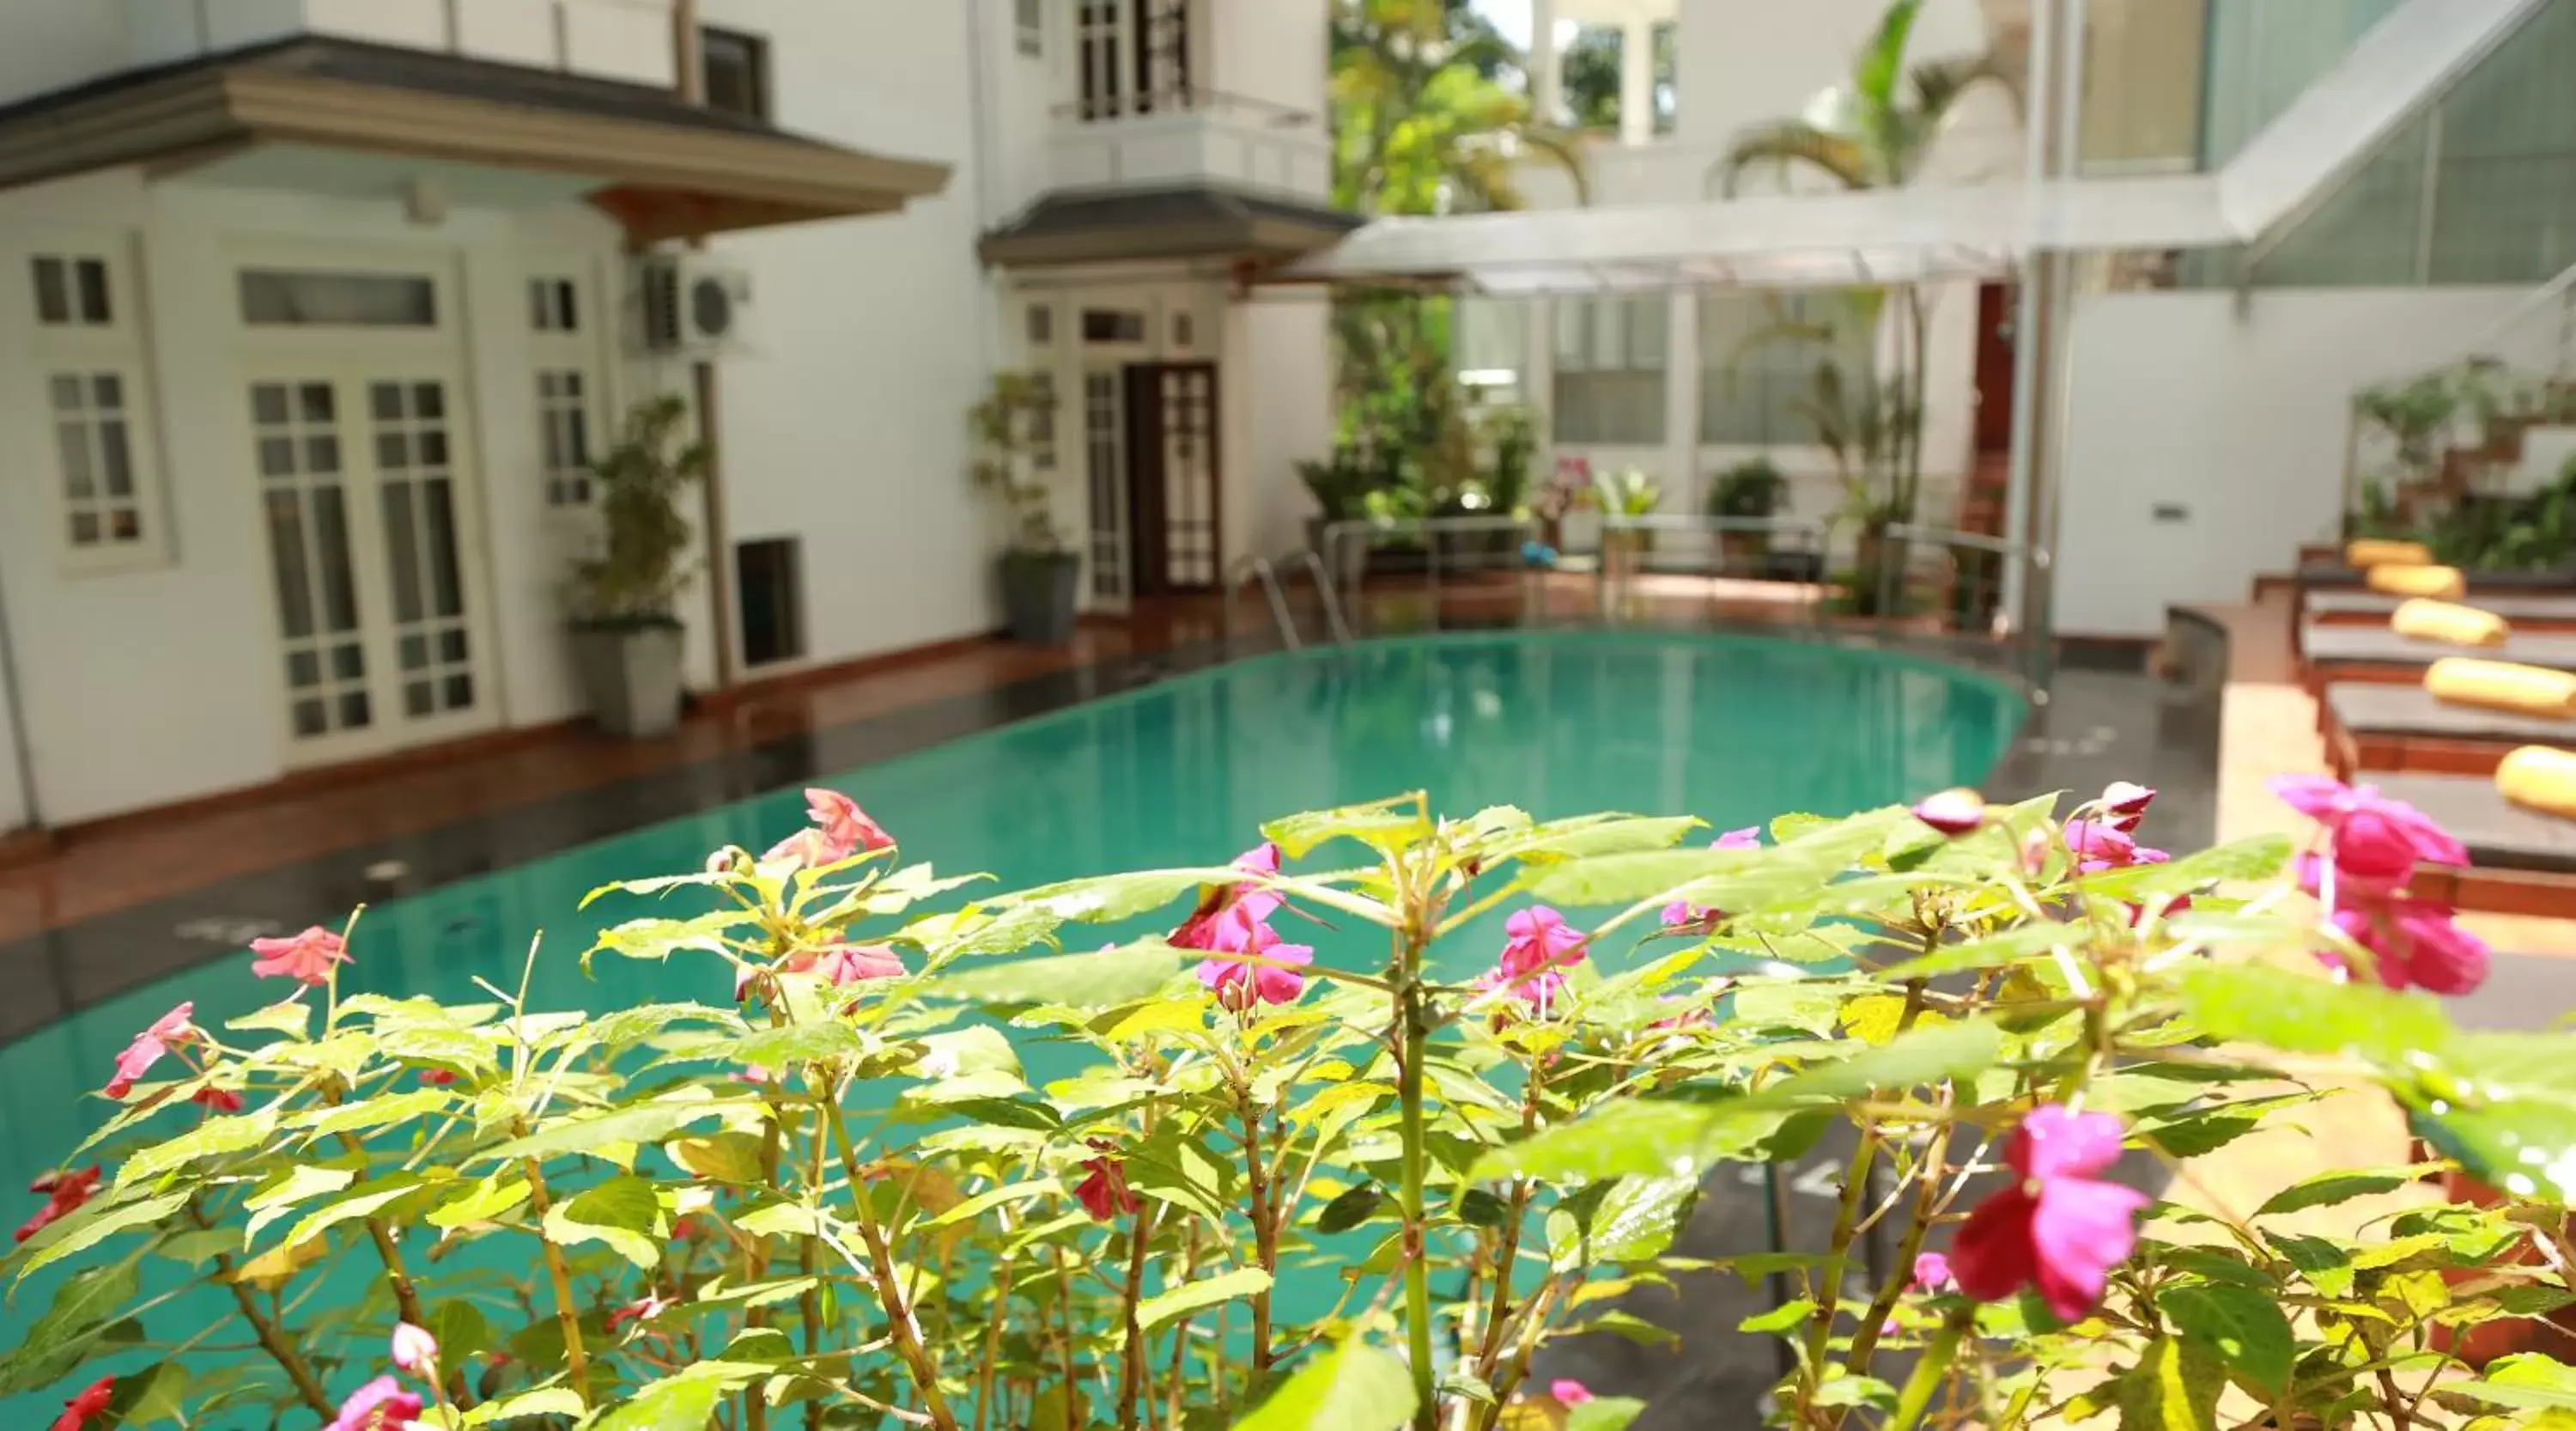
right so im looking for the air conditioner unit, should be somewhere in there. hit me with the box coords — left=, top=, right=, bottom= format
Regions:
left=635, top=255, right=756, bottom=355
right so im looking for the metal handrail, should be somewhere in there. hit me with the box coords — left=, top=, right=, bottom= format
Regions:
left=1223, top=551, right=1352, bottom=650
left=1317, top=515, right=1544, bottom=635
left=1294, top=550, right=1354, bottom=645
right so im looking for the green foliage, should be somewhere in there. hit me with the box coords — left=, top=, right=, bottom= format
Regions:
left=567, top=396, right=706, bottom=626
left=9, top=786, right=2575, bottom=1431
left=968, top=369, right=1064, bottom=554
left=1708, top=458, right=1788, bottom=520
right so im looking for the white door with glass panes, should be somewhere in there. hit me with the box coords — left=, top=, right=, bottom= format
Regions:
left=245, top=368, right=497, bottom=764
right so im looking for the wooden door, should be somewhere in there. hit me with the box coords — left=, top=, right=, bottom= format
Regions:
left=1973, top=282, right=2018, bottom=454
left=1124, top=362, right=1221, bottom=596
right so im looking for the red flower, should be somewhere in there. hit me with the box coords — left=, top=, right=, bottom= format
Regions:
left=1170, top=843, right=1283, bottom=951
left=249, top=927, right=349, bottom=985
left=762, top=788, right=894, bottom=870
left=1951, top=1105, right=2148, bottom=1322
left=191, top=1086, right=244, bottom=1114
left=418, top=1069, right=459, bottom=1087
left=608, top=1292, right=676, bottom=1334
left=1913, top=789, right=1987, bottom=836
left=17, top=1166, right=101, bottom=1244
left=1074, top=1142, right=1139, bottom=1222
left=103, top=1002, right=196, bottom=1100
left=51, top=1375, right=115, bottom=1431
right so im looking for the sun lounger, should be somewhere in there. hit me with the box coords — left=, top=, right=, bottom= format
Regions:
left=2297, top=561, right=2576, bottom=591
left=2304, top=590, right=2576, bottom=624
left=2299, top=626, right=2576, bottom=694
left=2358, top=772, right=2576, bottom=917
left=2319, top=684, right=2576, bottom=778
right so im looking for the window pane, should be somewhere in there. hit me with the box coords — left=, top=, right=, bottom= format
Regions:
left=50, top=375, right=83, bottom=413
left=265, top=491, right=314, bottom=640
left=313, top=487, right=360, bottom=633
left=385, top=483, right=424, bottom=624
left=75, top=259, right=110, bottom=325
left=702, top=28, right=769, bottom=119
left=737, top=536, right=806, bottom=667
left=68, top=511, right=99, bottom=546
left=57, top=424, right=93, bottom=497
left=99, top=420, right=132, bottom=497
left=426, top=483, right=464, bottom=618
left=32, top=258, right=68, bottom=325
left=91, top=374, right=121, bottom=408
left=240, top=270, right=438, bottom=327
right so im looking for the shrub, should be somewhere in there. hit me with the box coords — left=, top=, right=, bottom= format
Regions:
left=7, top=778, right=2572, bottom=1431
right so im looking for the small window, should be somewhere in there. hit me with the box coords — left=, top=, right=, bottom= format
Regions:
left=51, top=370, right=146, bottom=551
left=530, top=278, right=580, bottom=333
left=1172, top=311, right=1194, bottom=350
left=1082, top=308, right=1146, bottom=344
left=537, top=368, right=593, bottom=507
left=1028, top=303, right=1054, bottom=346
left=702, top=27, right=771, bottom=122
left=240, top=270, right=437, bottom=328
left=737, top=537, right=806, bottom=667
left=31, top=255, right=112, bottom=327
left=1016, top=0, right=1044, bottom=56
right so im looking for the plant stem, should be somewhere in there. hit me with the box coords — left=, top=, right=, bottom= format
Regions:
left=1240, top=1093, right=1279, bottom=1374
left=974, top=1251, right=1018, bottom=1431
left=1887, top=1314, right=1965, bottom=1431
left=192, top=1205, right=336, bottom=1417
left=1800, top=1127, right=1880, bottom=1416
left=519, top=1157, right=594, bottom=1408
left=1393, top=897, right=1439, bottom=1431
left=1469, top=1071, right=1545, bottom=1431
left=824, top=1099, right=962, bottom=1431
left=1844, top=1116, right=1955, bottom=1385
left=802, top=1105, right=832, bottom=1431
left=1118, top=1203, right=1157, bottom=1431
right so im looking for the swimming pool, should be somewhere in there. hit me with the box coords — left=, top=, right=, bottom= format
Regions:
left=0, top=630, right=2023, bottom=1416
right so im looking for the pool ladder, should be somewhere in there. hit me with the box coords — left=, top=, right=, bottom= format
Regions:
left=1224, top=550, right=1352, bottom=649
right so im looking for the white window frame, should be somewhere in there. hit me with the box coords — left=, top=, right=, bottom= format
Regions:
left=16, top=233, right=172, bottom=574
left=1016, top=0, right=1045, bottom=57
left=527, top=265, right=612, bottom=516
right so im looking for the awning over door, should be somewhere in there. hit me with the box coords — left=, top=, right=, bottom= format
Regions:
left=980, top=183, right=1362, bottom=268
left=0, top=36, right=950, bottom=242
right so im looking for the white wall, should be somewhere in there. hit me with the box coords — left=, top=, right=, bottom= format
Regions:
left=2056, top=286, right=2544, bottom=636
left=1226, top=297, right=1334, bottom=563
left=0, top=2, right=131, bottom=106
left=702, top=0, right=997, bottom=666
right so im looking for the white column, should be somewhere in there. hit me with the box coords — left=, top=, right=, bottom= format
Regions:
left=1530, top=0, right=1561, bottom=126
left=1663, top=290, right=1698, bottom=511
left=1619, top=16, right=1656, bottom=145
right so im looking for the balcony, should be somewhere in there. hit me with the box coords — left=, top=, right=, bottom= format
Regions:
left=118, top=0, right=677, bottom=88
left=1048, top=90, right=1333, bottom=204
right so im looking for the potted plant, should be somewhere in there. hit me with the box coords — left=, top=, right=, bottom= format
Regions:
left=1706, top=456, right=1787, bottom=571
left=1543, top=455, right=1603, bottom=556
left=1297, top=446, right=1382, bottom=585
left=1594, top=466, right=1662, bottom=580
left=970, top=372, right=1078, bottom=647
left=565, top=395, right=704, bottom=739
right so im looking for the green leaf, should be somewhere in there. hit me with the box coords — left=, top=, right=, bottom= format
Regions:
left=2410, top=1032, right=2576, bottom=1203
left=668, top=1132, right=767, bottom=1185
left=276, top=1175, right=427, bottom=1253
left=1494, top=814, right=1703, bottom=863
left=2254, top=1169, right=2412, bottom=1219
left=244, top=1164, right=360, bottom=1241
left=1315, top=1184, right=1388, bottom=1233
left=927, top=943, right=1193, bottom=1008
left=2117, top=1336, right=2225, bottom=1431
left=1730, top=982, right=1849, bottom=1037
left=2176, top=963, right=2454, bottom=1065
left=2160, top=1285, right=2293, bottom=1395
left=1889, top=923, right=2082, bottom=978
left=1138, top=1267, right=1273, bottom=1331
left=118, top=1109, right=276, bottom=1183
left=431, top=1298, right=494, bottom=1371
left=468, top=1385, right=588, bottom=1423
left=587, top=1373, right=732, bottom=1430
left=426, top=1173, right=532, bottom=1231
left=225, top=999, right=313, bottom=1037
left=1750, top=1019, right=2001, bottom=1106
left=543, top=1175, right=664, bottom=1269
left=1588, top=1174, right=1697, bottom=1264
left=1232, top=1336, right=1419, bottom=1431
left=2081, top=834, right=2292, bottom=901
left=1261, top=798, right=1431, bottom=859
left=720, top=1020, right=871, bottom=1069
left=1569, top=1397, right=1649, bottom=1431
left=1470, top=1099, right=1794, bottom=1184
left=0, top=1260, right=139, bottom=1393
left=1004, top=868, right=1236, bottom=923
left=15, top=1190, right=188, bottom=1281
left=295, top=1087, right=451, bottom=1141
left=479, top=1090, right=735, bottom=1163
left=1739, top=1297, right=1816, bottom=1335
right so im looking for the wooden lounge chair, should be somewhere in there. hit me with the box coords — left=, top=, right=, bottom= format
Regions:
left=2359, top=772, right=2576, bottom=918
left=2319, top=684, right=2576, bottom=779
left=2298, top=626, right=2576, bottom=696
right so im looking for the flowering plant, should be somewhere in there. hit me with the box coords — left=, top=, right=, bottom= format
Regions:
left=7, top=776, right=2576, bottom=1431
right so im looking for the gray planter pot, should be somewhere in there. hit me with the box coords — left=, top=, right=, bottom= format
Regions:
left=1000, top=551, right=1081, bottom=647
left=570, top=622, right=684, bottom=738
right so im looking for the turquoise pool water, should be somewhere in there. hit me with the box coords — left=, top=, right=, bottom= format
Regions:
left=0, top=631, right=2020, bottom=1417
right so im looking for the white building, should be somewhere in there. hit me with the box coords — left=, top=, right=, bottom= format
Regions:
left=0, top=0, right=1342, bottom=834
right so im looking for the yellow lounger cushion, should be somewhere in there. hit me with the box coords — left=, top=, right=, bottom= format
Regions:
left=2426, top=658, right=2576, bottom=717
left=2499, top=745, right=2576, bottom=819
left=2366, top=563, right=2466, bottom=600
left=2348, top=539, right=2433, bottom=568
left=2391, top=598, right=2510, bottom=648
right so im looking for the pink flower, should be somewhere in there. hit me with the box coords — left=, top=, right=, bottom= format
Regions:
left=815, top=944, right=907, bottom=986
left=1500, top=906, right=1585, bottom=980
left=390, top=1322, right=438, bottom=1375
left=1913, top=789, right=1987, bottom=837
left=191, top=1086, right=244, bottom=1114
left=2063, top=819, right=2136, bottom=871
left=2322, top=898, right=2490, bottom=995
left=2270, top=775, right=2470, bottom=893
left=249, top=927, right=349, bottom=985
left=418, top=1069, right=459, bottom=1087
left=16, top=1166, right=101, bottom=1245
left=1714, top=826, right=1763, bottom=849
left=761, top=788, right=894, bottom=871
left=1911, top=1251, right=1955, bottom=1293
left=51, top=1375, right=116, bottom=1431
left=103, top=1002, right=196, bottom=1100
left=1950, top=1105, right=2148, bottom=1322
left=1194, top=904, right=1313, bottom=1012
left=1074, top=1142, right=1139, bottom=1222
left=1551, top=1379, right=1595, bottom=1406
left=329, top=1376, right=423, bottom=1430
left=607, top=1293, right=677, bottom=1333
left=1474, top=965, right=1570, bottom=1017
left=1171, top=843, right=1284, bottom=951
left=2098, top=782, right=2156, bottom=833
left=1661, top=900, right=1719, bottom=935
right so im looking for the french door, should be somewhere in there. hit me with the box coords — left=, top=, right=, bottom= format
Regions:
left=1126, top=362, right=1221, bottom=596
left=246, top=369, right=496, bottom=764
left=1083, top=368, right=1133, bottom=611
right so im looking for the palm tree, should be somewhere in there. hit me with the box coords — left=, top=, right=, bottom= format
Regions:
left=1707, top=0, right=2020, bottom=550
